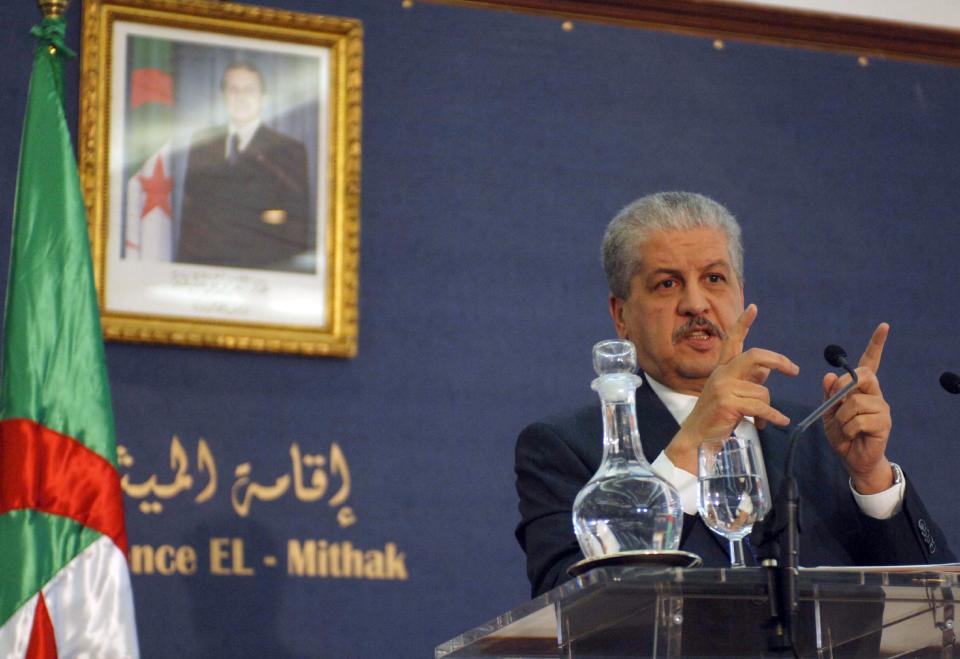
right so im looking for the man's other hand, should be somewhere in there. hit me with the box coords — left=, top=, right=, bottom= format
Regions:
left=822, top=323, right=894, bottom=494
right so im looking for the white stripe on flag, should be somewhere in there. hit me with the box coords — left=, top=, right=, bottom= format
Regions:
left=0, top=593, right=38, bottom=659
left=0, top=535, right=139, bottom=659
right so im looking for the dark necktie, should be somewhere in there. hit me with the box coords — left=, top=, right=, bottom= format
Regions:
left=227, top=134, right=240, bottom=165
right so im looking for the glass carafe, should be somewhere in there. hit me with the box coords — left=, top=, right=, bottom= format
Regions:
left=572, top=339, right=683, bottom=558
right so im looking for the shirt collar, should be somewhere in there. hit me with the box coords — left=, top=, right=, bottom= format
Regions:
left=227, top=119, right=261, bottom=152
left=644, top=374, right=699, bottom=425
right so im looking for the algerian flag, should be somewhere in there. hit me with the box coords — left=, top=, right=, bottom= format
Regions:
left=0, top=17, right=139, bottom=658
left=123, top=36, right=175, bottom=261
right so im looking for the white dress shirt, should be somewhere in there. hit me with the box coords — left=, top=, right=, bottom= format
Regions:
left=226, top=119, right=261, bottom=158
left=643, top=375, right=905, bottom=519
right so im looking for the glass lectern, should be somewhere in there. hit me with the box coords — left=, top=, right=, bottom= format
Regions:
left=436, top=565, right=959, bottom=658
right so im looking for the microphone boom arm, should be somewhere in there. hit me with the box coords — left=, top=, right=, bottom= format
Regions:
left=784, top=367, right=859, bottom=477
left=757, top=347, right=860, bottom=654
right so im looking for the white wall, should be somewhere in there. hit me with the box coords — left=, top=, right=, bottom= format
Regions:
left=715, top=0, right=960, bottom=30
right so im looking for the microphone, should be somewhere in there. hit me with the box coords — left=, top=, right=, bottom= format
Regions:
left=751, top=344, right=859, bottom=652
left=824, top=344, right=849, bottom=369
left=940, top=371, right=960, bottom=394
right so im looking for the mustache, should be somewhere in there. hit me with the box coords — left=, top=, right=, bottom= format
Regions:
left=672, top=316, right=726, bottom=343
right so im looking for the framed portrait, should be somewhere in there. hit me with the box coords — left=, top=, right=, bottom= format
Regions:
left=79, top=0, right=362, bottom=356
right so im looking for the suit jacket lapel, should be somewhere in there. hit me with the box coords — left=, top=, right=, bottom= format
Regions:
left=757, top=420, right=788, bottom=497
left=758, top=411, right=838, bottom=559
left=246, top=124, right=269, bottom=157
left=633, top=373, right=682, bottom=461
left=634, top=373, right=731, bottom=563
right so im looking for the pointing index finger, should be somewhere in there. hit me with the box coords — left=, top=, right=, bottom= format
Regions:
left=858, top=322, right=889, bottom=373
left=719, top=303, right=758, bottom=365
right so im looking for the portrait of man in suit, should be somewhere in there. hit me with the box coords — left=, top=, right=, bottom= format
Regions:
left=177, top=61, right=313, bottom=273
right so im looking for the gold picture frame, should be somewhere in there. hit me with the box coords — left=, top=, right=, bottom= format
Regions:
left=79, top=0, right=362, bottom=357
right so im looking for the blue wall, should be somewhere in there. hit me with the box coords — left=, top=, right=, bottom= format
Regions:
left=1, top=1, right=959, bottom=657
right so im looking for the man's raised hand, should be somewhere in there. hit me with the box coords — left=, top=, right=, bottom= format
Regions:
left=666, top=304, right=799, bottom=473
left=822, top=323, right=894, bottom=494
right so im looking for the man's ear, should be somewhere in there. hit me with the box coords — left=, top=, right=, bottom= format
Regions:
left=608, top=295, right=628, bottom=339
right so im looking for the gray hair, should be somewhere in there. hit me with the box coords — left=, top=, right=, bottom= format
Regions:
left=601, top=191, right=744, bottom=299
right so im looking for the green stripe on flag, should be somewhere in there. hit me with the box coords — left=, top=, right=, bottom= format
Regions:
left=0, top=510, right=101, bottom=625
left=130, top=36, right=171, bottom=70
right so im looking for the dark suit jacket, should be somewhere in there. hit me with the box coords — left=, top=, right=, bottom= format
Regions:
left=177, top=124, right=312, bottom=272
left=515, top=373, right=954, bottom=597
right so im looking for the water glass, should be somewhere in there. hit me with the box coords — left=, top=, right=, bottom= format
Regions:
left=697, top=434, right=771, bottom=567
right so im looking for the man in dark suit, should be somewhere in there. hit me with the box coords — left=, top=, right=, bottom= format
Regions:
left=177, top=61, right=311, bottom=273
left=516, top=191, right=954, bottom=597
